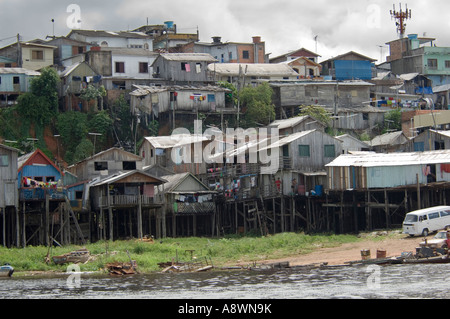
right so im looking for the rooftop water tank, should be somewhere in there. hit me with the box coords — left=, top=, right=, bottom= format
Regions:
left=164, top=21, right=174, bottom=30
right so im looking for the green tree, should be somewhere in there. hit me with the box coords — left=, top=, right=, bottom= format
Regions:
left=88, top=110, right=113, bottom=149
left=298, top=105, right=331, bottom=127
left=110, top=95, right=133, bottom=143
left=217, top=81, right=237, bottom=106
left=382, top=108, right=402, bottom=133
left=72, top=138, right=94, bottom=163
left=56, top=111, right=89, bottom=163
left=240, top=82, right=275, bottom=128
left=16, top=67, right=59, bottom=125
left=80, top=84, right=107, bottom=110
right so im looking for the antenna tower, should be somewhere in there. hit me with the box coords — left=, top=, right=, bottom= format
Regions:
left=390, top=3, right=412, bottom=39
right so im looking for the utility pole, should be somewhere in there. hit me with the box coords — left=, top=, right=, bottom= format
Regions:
left=17, top=33, right=21, bottom=67
left=390, top=3, right=412, bottom=39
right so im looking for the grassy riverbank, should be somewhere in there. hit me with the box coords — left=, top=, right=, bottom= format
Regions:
left=0, top=232, right=401, bottom=275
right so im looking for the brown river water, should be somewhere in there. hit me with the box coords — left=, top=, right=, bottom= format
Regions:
left=1, top=263, right=449, bottom=300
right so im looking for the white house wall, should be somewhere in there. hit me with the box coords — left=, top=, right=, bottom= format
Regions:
left=112, top=54, right=156, bottom=79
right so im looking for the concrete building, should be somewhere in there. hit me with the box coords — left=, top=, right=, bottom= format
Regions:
left=67, top=29, right=153, bottom=51
left=270, top=47, right=320, bottom=64
left=208, top=63, right=299, bottom=86
left=180, top=36, right=267, bottom=64
left=0, top=42, right=56, bottom=71
left=152, top=53, right=217, bottom=84
left=387, top=35, right=450, bottom=86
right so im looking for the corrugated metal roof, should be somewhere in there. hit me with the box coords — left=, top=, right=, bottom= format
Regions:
left=0, top=68, right=40, bottom=76
left=92, top=170, right=167, bottom=186
left=399, top=73, right=419, bottom=81
left=432, top=130, right=450, bottom=138
left=68, top=29, right=149, bottom=39
left=433, top=84, right=450, bottom=93
left=268, top=116, right=319, bottom=130
left=369, top=131, right=407, bottom=147
left=130, top=84, right=230, bottom=96
left=159, top=53, right=217, bottom=62
left=158, top=172, right=213, bottom=194
left=258, top=130, right=315, bottom=152
left=208, top=63, right=299, bottom=76
left=144, top=134, right=210, bottom=149
left=326, top=149, right=450, bottom=167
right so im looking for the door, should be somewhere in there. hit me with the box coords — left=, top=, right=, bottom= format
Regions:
left=4, top=182, right=16, bottom=207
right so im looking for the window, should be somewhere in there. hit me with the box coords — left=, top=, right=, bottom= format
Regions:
left=446, top=61, right=450, bottom=69
left=122, top=161, right=136, bottom=170
left=298, top=145, right=310, bottom=157
left=195, top=62, right=202, bottom=73
left=0, top=154, right=9, bottom=166
left=242, top=50, right=249, bottom=59
left=75, top=191, right=83, bottom=200
left=112, top=81, right=126, bottom=90
left=78, top=46, right=84, bottom=54
left=0, top=76, right=2, bottom=85
left=229, top=52, right=233, bottom=60
left=31, top=50, right=44, bottom=60
left=429, top=212, right=440, bottom=220
left=181, top=62, right=187, bottom=71
left=115, top=62, right=125, bottom=73
left=427, top=59, right=438, bottom=70
left=435, top=140, right=444, bottom=150
left=363, top=113, right=369, bottom=121
left=46, top=176, right=55, bottom=182
left=324, top=145, right=335, bottom=158
left=94, top=161, right=108, bottom=171
left=13, top=76, right=20, bottom=84
left=440, top=210, right=450, bottom=217
left=414, top=142, right=425, bottom=152
left=139, top=62, right=148, bottom=73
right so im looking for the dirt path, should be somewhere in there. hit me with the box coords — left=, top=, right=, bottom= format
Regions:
left=261, top=232, right=424, bottom=267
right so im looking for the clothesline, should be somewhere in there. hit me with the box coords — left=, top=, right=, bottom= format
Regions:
left=22, top=177, right=60, bottom=189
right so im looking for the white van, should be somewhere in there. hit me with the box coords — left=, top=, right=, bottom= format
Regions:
left=402, top=206, right=450, bottom=237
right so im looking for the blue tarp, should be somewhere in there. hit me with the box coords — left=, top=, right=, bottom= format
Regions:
left=334, top=60, right=372, bottom=80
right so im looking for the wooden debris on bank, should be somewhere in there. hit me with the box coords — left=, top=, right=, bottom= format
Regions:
left=158, top=255, right=214, bottom=273
left=52, top=249, right=91, bottom=265
left=106, top=260, right=138, bottom=275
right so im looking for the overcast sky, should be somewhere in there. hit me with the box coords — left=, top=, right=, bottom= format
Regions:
left=1, top=0, right=449, bottom=63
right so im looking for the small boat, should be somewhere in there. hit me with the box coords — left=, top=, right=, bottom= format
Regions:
left=52, top=249, right=90, bottom=265
left=0, top=264, right=14, bottom=277
left=403, top=255, right=450, bottom=264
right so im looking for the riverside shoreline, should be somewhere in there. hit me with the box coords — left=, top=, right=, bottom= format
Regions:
left=2, top=230, right=427, bottom=277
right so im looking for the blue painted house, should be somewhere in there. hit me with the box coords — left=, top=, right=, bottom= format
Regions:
left=320, top=51, right=377, bottom=81
left=18, top=148, right=65, bottom=201
left=0, top=67, right=40, bottom=106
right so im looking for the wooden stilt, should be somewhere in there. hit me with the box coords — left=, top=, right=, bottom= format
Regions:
left=339, top=192, right=344, bottom=234
left=384, top=188, right=390, bottom=229
left=137, top=192, right=143, bottom=240
left=45, top=194, right=49, bottom=247
left=109, top=207, right=113, bottom=241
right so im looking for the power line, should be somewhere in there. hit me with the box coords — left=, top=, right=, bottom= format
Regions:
left=0, top=35, right=18, bottom=42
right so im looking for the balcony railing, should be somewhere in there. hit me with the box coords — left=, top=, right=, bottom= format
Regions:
left=174, top=202, right=215, bottom=214
left=99, top=195, right=160, bottom=208
left=19, top=188, right=68, bottom=201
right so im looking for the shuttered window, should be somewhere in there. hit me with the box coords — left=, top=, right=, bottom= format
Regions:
left=298, top=145, right=310, bottom=157
left=324, top=145, right=335, bottom=158
left=0, top=154, right=9, bottom=166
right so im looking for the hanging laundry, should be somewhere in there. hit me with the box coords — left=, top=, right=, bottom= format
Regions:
left=441, top=163, right=450, bottom=173
left=185, top=63, right=191, bottom=72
